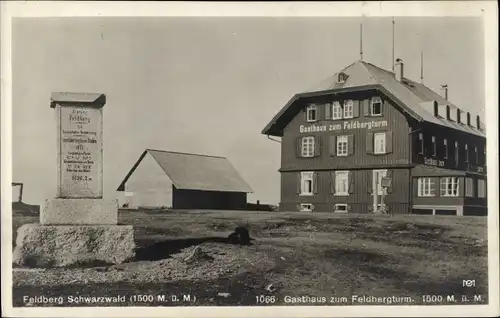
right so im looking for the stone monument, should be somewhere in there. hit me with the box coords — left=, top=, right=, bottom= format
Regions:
left=13, top=92, right=135, bottom=267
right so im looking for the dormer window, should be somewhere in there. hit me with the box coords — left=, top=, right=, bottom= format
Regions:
left=433, top=101, right=439, bottom=117
left=338, top=72, right=348, bottom=83
left=371, top=97, right=383, bottom=116
left=306, top=105, right=317, bottom=122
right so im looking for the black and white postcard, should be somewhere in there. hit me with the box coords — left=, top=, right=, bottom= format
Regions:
left=1, top=1, right=499, bottom=317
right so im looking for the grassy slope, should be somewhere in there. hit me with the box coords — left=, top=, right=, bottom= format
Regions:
left=12, top=210, right=488, bottom=306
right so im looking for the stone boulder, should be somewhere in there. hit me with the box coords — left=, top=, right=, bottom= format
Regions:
left=13, top=223, right=135, bottom=267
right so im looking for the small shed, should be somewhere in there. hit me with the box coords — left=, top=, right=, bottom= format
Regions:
left=116, top=149, right=253, bottom=210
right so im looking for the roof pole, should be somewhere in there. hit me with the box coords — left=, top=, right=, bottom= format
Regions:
left=392, top=17, right=395, bottom=72
left=420, top=51, right=424, bottom=84
left=360, top=22, right=363, bottom=61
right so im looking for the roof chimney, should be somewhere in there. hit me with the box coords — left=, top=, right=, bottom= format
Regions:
left=395, top=58, right=404, bottom=82
left=467, top=112, right=471, bottom=126
left=433, top=101, right=438, bottom=117
left=456, top=109, right=461, bottom=124
left=441, top=84, right=448, bottom=100
left=476, top=115, right=481, bottom=130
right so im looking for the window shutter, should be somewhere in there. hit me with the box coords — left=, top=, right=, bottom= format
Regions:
left=330, top=172, right=336, bottom=194
left=314, top=136, right=321, bottom=157
left=347, top=134, right=355, bottom=155
left=296, top=173, right=301, bottom=194
left=353, top=100, right=360, bottom=118
left=380, top=100, right=385, bottom=115
left=348, top=171, right=354, bottom=194
left=367, top=171, right=373, bottom=194
left=329, top=135, right=337, bottom=157
left=313, top=172, right=319, bottom=194
left=386, top=170, right=393, bottom=194
left=304, top=107, right=308, bottom=121
left=325, top=103, right=332, bottom=120
left=458, top=177, right=464, bottom=197
left=366, top=132, right=374, bottom=154
left=296, top=137, right=302, bottom=158
left=363, top=99, right=370, bottom=116
left=386, top=131, right=393, bottom=154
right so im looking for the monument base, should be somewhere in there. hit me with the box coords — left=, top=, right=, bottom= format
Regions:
left=13, top=224, right=135, bottom=267
left=41, top=198, right=118, bottom=225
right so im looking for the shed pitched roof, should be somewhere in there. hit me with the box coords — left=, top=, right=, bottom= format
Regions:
left=262, top=60, right=485, bottom=137
left=117, top=149, right=253, bottom=193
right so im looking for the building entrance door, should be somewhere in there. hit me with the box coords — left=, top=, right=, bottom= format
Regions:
left=372, top=170, right=387, bottom=213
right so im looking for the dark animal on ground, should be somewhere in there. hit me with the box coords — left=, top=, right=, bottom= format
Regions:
left=227, top=226, right=252, bottom=245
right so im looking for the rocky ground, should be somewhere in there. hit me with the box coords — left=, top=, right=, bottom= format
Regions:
left=12, top=210, right=489, bottom=306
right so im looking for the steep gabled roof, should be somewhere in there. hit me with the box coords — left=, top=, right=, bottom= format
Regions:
left=262, top=60, right=485, bottom=137
left=116, top=149, right=253, bottom=193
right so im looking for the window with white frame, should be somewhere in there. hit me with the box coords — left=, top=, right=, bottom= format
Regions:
left=478, top=179, right=486, bottom=198
left=300, top=172, right=314, bottom=195
left=374, top=133, right=386, bottom=154
left=301, top=137, right=315, bottom=157
left=440, top=177, right=459, bottom=197
left=371, top=97, right=382, bottom=116
left=418, top=178, right=436, bottom=197
left=306, top=105, right=317, bottom=122
left=336, top=135, right=348, bottom=156
left=332, top=102, right=342, bottom=120
left=334, top=204, right=348, bottom=213
left=343, top=100, right=354, bottom=118
left=432, top=136, right=436, bottom=157
left=444, top=139, right=448, bottom=159
left=300, top=203, right=314, bottom=212
left=335, top=171, right=349, bottom=195
left=465, top=177, right=474, bottom=197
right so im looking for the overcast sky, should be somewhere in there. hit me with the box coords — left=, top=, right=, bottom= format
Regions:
left=12, top=17, right=484, bottom=205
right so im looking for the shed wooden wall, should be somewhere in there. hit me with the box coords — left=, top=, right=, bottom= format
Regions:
left=172, top=187, right=247, bottom=210
left=123, top=153, right=173, bottom=208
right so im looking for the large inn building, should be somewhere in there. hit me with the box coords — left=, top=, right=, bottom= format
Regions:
left=262, top=60, right=487, bottom=216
